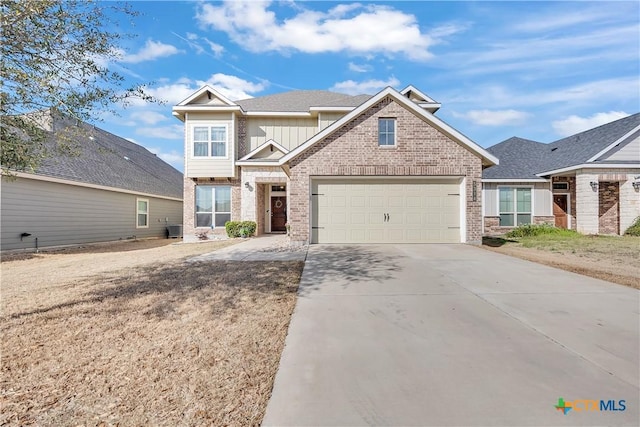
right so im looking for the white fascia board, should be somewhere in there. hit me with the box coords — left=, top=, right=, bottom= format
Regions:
left=586, top=125, right=640, bottom=162
left=172, top=105, right=242, bottom=113
left=243, top=111, right=312, bottom=117
left=400, top=85, right=438, bottom=103
left=176, top=85, right=237, bottom=106
left=172, top=111, right=185, bottom=122
left=239, top=139, right=289, bottom=161
left=279, top=86, right=499, bottom=166
left=236, top=161, right=281, bottom=167
left=536, top=163, right=640, bottom=176
left=482, top=178, right=549, bottom=182
left=309, top=106, right=356, bottom=112
left=9, top=171, right=183, bottom=201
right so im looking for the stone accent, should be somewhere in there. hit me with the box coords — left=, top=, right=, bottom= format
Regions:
left=483, top=216, right=554, bottom=235
left=239, top=166, right=288, bottom=235
left=288, top=96, right=483, bottom=244
left=598, top=181, right=619, bottom=234
left=182, top=177, right=241, bottom=242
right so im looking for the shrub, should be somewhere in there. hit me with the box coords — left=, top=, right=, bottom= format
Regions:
left=624, top=216, right=640, bottom=236
left=505, top=223, right=579, bottom=238
left=225, top=221, right=257, bottom=238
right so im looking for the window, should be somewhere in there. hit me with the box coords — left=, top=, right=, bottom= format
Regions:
left=378, top=118, right=396, bottom=146
left=193, top=125, right=227, bottom=157
left=499, top=187, right=531, bottom=226
left=137, top=198, right=149, bottom=228
left=553, top=182, right=569, bottom=191
left=196, top=186, right=231, bottom=228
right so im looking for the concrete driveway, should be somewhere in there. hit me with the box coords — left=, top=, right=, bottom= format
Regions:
left=263, top=244, right=639, bottom=426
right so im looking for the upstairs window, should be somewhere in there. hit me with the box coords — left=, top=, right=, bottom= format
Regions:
left=193, top=125, right=227, bottom=157
left=378, top=118, right=396, bottom=146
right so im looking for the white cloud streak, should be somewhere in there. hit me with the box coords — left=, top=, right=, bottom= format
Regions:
left=455, top=109, right=530, bottom=126
left=195, top=1, right=460, bottom=61
left=552, top=111, right=631, bottom=136
left=330, top=77, right=400, bottom=95
left=121, top=39, right=181, bottom=63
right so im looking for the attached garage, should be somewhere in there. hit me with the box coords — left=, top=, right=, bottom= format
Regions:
left=311, top=178, right=463, bottom=243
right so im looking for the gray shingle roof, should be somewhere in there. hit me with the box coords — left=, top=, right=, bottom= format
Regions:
left=483, top=113, right=640, bottom=179
left=31, top=111, right=183, bottom=199
left=483, top=137, right=549, bottom=179
left=235, top=90, right=371, bottom=112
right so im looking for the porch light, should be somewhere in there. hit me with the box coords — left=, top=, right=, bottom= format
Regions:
left=244, top=182, right=251, bottom=190
left=590, top=181, right=599, bottom=191
left=632, top=177, right=640, bottom=190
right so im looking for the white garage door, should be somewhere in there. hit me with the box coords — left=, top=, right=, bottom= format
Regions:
left=311, top=179, right=462, bottom=244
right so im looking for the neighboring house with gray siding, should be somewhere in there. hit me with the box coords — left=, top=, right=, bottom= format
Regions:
left=483, top=113, right=640, bottom=235
left=1, top=110, right=183, bottom=251
left=173, top=85, right=498, bottom=244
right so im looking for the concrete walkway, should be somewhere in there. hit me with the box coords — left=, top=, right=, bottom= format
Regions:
left=188, top=234, right=307, bottom=262
left=263, top=244, right=639, bottom=426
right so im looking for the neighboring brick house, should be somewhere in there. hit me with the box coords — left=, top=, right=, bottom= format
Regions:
left=173, top=85, right=498, bottom=244
left=483, top=113, right=640, bottom=235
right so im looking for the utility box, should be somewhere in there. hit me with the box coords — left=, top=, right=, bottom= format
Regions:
left=167, top=224, right=183, bottom=238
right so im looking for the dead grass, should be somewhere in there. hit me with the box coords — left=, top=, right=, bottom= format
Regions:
left=483, top=234, right=640, bottom=289
left=1, top=241, right=304, bottom=426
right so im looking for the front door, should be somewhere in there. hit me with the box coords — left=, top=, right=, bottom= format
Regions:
left=271, top=197, right=287, bottom=232
left=553, top=194, right=568, bottom=228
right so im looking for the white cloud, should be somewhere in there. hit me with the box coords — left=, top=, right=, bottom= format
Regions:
left=552, top=111, right=630, bottom=136
left=121, top=39, right=181, bottom=63
left=129, top=111, right=168, bottom=125
left=455, top=109, right=531, bottom=126
left=195, top=1, right=461, bottom=61
left=145, top=146, right=184, bottom=169
left=330, top=77, right=400, bottom=95
left=348, top=62, right=372, bottom=73
left=136, top=125, right=184, bottom=140
left=204, top=38, right=225, bottom=57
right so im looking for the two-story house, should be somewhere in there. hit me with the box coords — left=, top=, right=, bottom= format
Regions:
left=173, top=85, right=498, bottom=244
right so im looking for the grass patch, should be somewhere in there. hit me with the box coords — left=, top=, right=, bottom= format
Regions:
left=1, top=259, right=304, bottom=426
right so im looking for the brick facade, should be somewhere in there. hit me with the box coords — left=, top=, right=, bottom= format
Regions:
left=598, top=181, right=620, bottom=234
left=182, top=176, right=241, bottom=242
left=288, top=96, right=484, bottom=244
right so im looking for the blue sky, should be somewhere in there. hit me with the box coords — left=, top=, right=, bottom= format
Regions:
left=101, top=1, right=640, bottom=171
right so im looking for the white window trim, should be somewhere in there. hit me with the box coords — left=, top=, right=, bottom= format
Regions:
left=136, top=198, right=149, bottom=229
left=497, top=185, right=534, bottom=227
left=191, top=124, right=229, bottom=159
left=378, top=118, right=397, bottom=147
left=195, top=186, right=232, bottom=229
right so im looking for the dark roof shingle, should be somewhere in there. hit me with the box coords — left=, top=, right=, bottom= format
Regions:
left=235, top=90, right=371, bottom=112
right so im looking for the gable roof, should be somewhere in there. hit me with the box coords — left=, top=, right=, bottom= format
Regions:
left=15, top=110, right=183, bottom=199
left=483, top=113, right=640, bottom=179
left=235, top=90, right=371, bottom=113
left=482, top=137, right=549, bottom=180
left=279, top=86, right=499, bottom=166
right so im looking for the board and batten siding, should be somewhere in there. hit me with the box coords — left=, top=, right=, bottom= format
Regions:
left=247, top=118, right=317, bottom=152
left=318, top=112, right=346, bottom=131
left=483, top=182, right=552, bottom=217
left=185, top=112, right=236, bottom=178
left=1, top=177, right=183, bottom=251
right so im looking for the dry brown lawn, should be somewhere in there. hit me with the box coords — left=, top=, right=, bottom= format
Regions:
left=1, top=239, right=304, bottom=426
left=483, top=234, right=640, bottom=289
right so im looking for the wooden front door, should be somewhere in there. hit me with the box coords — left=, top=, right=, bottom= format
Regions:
left=271, top=197, right=287, bottom=232
left=553, top=195, right=568, bottom=228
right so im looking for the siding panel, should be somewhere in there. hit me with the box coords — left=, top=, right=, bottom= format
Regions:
left=247, top=118, right=317, bottom=152
left=602, top=134, right=640, bottom=162
left=1, top=177, right=183, bottom=251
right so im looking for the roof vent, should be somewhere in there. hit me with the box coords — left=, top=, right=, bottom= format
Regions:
left=551, top=147, right=558, bottom=152
left=89, top=136, right=95, bottom=141
left=124, top=156, right=130, bottom=161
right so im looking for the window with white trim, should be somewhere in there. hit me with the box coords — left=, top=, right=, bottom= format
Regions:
left=196, top=186, right=231, bottom=228
left=136, top=198, right=149, bottom=228
left=193, top=125, right=227, bottom=157
left=378, top=118, right=396, bottom=146
left=499, top=187, right=532, bottom=226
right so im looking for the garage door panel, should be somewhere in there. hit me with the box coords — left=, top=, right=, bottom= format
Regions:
left=312, top=179, right=461, bottom=244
